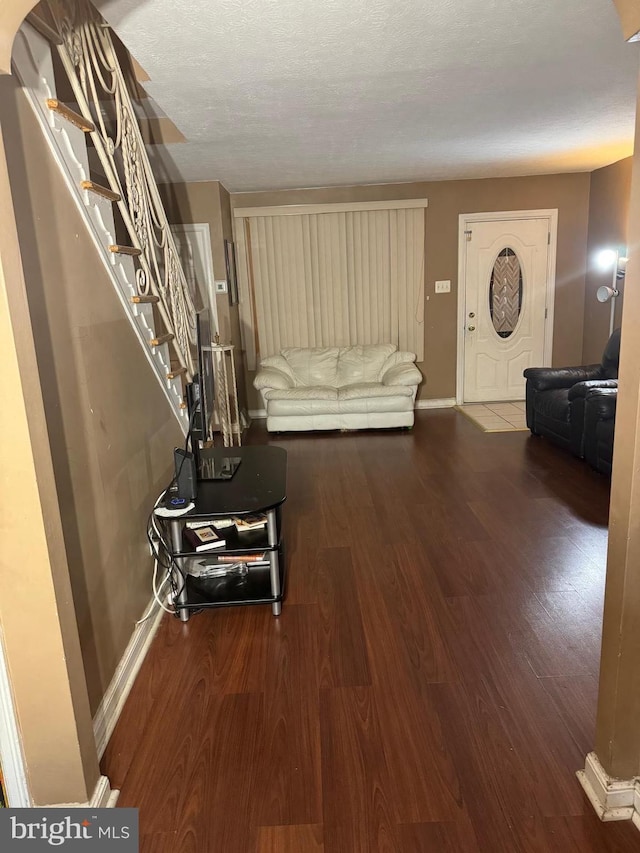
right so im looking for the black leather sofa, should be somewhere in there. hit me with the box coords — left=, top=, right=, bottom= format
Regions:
left=523, top=328, right=620, bottom=458
left=584, top=387, right=616, bottom=475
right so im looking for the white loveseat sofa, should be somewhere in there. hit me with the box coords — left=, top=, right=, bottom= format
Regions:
left=253, top=344, right=422, bottom=432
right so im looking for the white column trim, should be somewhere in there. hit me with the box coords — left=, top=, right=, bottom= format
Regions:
left=47, top=775, right=119, bottom=808
left=577, top=752, right=640, bottom=826
left=0, top=631, right=30, bottom=807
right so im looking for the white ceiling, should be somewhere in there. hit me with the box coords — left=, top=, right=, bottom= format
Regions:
left=98, top=0, right=639, bottom=192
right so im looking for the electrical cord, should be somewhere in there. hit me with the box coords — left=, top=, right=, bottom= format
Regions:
left=137, top=397, right=201, bottom=623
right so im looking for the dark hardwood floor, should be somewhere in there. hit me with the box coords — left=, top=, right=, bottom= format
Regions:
left=102, top=410, right=640, bottom=852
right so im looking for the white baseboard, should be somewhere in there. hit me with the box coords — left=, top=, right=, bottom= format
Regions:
left=248, top=408, right=266, bottom=419
left=93, top=592, right=166, bottom=759
left=90, top=775, right=118, bottom=808
left=577, top=752, right=640, bottom=825
left=415, top=397, right=456, bottom=410
left=46, top=775, right=119, bottom=808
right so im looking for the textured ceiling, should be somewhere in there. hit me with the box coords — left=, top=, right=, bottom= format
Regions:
left=97, top=0, right=639, bottom=191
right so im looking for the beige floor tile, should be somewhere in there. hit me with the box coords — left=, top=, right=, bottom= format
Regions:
left=458, top=401, right=529, bottom=433
left=460, top=406, right=495, bottom=416
left=486, top=403, right=522, bottom=415
left=469, top=417, right=508, bottom=426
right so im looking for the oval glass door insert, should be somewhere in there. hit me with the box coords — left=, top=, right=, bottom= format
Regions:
left=489, top=247, right=523, bottom=338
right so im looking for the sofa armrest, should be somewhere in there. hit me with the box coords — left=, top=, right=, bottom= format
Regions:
left=585, top=387, right=617, bottom=421
left=523, top=364, right=602, bottom=392
left=253, top=367, right=294, bottom=392
left=381, top=362, right=422, bottom=387
left=379, top=350, right=416, bottom=374
left=568, top=379, right=618, bottom=401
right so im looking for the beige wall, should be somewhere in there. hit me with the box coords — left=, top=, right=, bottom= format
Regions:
left=233, top=173, right=591, bottom=409
left=2, top=75, right=182, bottom=714
left=583, top=157, right=632, bottom=363
left=160, top=180, right=248, bottom=411
left=0, top=0, right=37, bottom=74
left=611, top=0, right=640, bottom=40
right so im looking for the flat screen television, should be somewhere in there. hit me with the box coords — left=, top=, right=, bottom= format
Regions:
left=187, top=309, right=215, bottom=455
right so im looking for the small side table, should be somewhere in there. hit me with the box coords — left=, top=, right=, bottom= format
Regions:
left=210, top=343, right=242, bottom=447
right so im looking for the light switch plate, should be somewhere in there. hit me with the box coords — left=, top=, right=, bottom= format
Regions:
left=215, top=280, right=228, bottom=294
left=435, top=280, right=451, bottom=293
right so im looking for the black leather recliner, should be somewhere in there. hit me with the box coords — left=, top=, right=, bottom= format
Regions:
left=584, top=387, right=616, bottom=475
left=523, top=328, right=620, bottom=457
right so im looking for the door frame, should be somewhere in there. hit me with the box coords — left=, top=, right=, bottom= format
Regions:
left=170, top=223, right=220, bottom=336
left=456, top=208, right=558, bottom=405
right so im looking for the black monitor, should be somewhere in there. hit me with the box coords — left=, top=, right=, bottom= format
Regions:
left=187, top=309, right=215, bottom=456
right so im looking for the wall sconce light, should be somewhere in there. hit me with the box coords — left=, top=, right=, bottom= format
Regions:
left=595, top=247, right=627, bottom=336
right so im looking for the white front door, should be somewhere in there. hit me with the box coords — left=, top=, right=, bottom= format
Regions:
left=460, top=214, right=555, bottom=403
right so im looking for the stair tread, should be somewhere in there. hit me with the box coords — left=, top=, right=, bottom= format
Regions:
left=167, top=369, right=188, bottom=380
left=80, top=180, right=120, bottom=202
left=109, top=244, right=142, bottom=256
left=46, top=99, right=94, bottom=132
left=130, top=295, right=159, bottom=304
left=150, top=333, right=175, bottom=346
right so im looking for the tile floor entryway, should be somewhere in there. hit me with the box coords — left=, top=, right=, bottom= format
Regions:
left=455, top=401, right=528, bottom=432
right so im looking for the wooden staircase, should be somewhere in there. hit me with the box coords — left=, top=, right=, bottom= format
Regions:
left=12, top=15, right=193, bottom=433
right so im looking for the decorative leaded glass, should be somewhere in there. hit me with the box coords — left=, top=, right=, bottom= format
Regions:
left=489, top=248, right=523, bottom=338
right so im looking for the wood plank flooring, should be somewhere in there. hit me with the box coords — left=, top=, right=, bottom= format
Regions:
left=102, top=410, right=640, bottom=852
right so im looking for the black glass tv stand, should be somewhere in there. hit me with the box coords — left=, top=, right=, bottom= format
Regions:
left=161, top=446, right=287, bottom=621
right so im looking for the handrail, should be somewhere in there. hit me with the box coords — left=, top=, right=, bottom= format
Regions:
left=44, top=0, right=197, bottom=376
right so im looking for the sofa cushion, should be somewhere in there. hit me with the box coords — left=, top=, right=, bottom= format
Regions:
left=381, top=363, right=422, bottom=387
left=280, top=347, right=340, bottom=387
left=338, top=382, right=414, bottom=400
left=336, top=344, right=396, bottom=386
left=268, top=394, right=414, bottom=417
left=259, top=354, right=296, bottom=383
left=378, top=349, right=416, bottom=379
left=533, top=387, right=571, bottom=422
left=264, top=386, right=338, bottom=401
left=253, top=366, right=294, bottom=391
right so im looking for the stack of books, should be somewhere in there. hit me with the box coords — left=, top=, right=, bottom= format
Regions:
left=184, top=514, right=267, bottom=534
left=183, top=526, right=226, bottom=552
left=233, top=514, right=268, bottom=532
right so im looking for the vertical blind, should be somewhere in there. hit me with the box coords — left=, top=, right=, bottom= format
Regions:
left=236, top=202, right=426, bottom=369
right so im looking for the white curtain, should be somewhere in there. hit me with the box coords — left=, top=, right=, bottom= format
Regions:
left=237, top=205, right=425, bottom=368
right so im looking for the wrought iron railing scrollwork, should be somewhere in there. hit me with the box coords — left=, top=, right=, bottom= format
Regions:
left=44, top=0, right=197, bottom=376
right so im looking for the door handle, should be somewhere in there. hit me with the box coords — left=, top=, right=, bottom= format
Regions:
left=467, top=325, right=476, bottom=331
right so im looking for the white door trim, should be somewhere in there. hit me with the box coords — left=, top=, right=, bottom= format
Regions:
left=456, top=209, right=558, bottom=405
left=0, top=632, right=30, bottom=807
left=170, top=223, right=220, bottom=336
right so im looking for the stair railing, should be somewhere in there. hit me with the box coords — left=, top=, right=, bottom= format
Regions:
left=44, top=0, right=197, bottom=376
